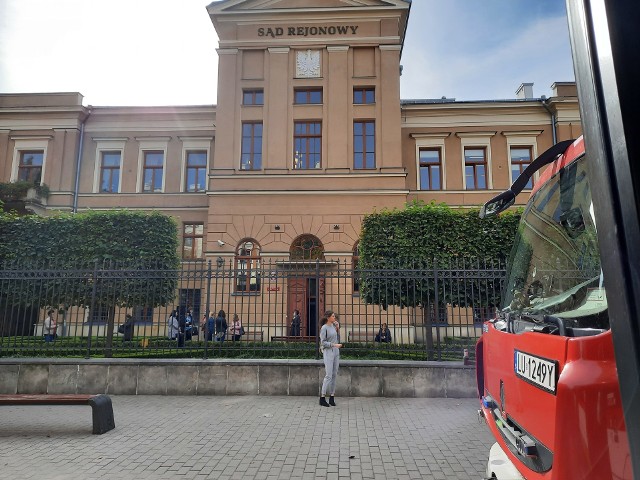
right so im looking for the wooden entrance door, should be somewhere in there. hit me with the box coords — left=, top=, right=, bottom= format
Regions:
left=287, top=276, right=325, bottom=336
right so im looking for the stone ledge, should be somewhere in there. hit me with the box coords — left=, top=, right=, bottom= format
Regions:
left=0, top=359, right=476, bottom=398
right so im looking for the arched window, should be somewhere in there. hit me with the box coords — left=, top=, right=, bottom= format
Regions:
left=290, top=235, right=324, bottom=260
left=235, top=239, right=261, bottom=292
left=352, top=241, right=360, bottom=293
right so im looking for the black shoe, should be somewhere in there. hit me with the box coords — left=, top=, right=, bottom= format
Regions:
left=319, top=397, right=330, bottom=407
left=329, top=396, right=336, bottom=406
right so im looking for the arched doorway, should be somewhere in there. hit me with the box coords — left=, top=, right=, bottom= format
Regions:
left=287, top=235, right=325, bottom=337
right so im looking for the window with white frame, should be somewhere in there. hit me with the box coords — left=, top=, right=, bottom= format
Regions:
left=142, top=151, right=164, bottom=192
left=11, top=137, right=50, bottom=184
left=180, top=137, right=212, bottom=192
left=411, top=133, right=449, bottom=191
left=510, top=146, right=533, bottom=189
left=457, top=132, right=495, bottom=190
left=136, top=138, right=169, bottom=193
left=93, top=138, right=126, bottom=193
left=100, top=151, right=122, bottom=193
left=502, top=131, right=540, bottom=189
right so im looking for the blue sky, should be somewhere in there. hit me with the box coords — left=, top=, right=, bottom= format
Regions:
left=0, top=0, right=574, bottom=106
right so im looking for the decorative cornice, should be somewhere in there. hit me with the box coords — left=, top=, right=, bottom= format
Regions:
left=268, top=47, right=290, bottom=54
left=410, top=133, right=451, bottom=140
left=327, top=46, right=349, bottom=53
left=501, top=130, right=543, bottom=137
left=455, top=131, right=497, bottom=138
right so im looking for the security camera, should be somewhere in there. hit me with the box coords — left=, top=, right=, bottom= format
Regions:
left=217, top=239, right=225, bottom=247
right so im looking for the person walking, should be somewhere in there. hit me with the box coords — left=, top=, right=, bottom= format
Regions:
left=319, top=310, right=342, bottom=407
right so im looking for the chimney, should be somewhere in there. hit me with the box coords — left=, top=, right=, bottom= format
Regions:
left=515, top=82, right=534, bottom=99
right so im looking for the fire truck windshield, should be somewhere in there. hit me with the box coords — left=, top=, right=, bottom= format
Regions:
left=501, top=155, right=609, bottom=331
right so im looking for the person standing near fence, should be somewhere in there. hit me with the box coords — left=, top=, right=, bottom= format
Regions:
left=230, top=314, right=243, bottom=341
left=290, top=309, right=301, bottom=336
left=43, top=309, right=57, bottom=343
left=319, top=310, right=342, bottom=407
left=214, top=310, right=228, bottom=342
left=167, top=310, right=180, bottom=340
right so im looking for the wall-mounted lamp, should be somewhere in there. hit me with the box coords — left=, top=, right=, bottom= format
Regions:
left=216, top=256, right=224, bottom=269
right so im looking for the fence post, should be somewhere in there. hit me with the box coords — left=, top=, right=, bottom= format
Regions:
left=203, top=260, right=212, bottom=359
left=85, top=259, right=99, bottom=359
left=433, top=258, right=441, bottom=361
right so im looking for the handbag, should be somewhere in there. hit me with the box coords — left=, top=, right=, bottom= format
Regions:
left=118, top=324, right=125, bottom=334
left=240, top=326, right=246, bottom=336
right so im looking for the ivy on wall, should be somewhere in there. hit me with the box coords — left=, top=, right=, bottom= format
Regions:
left=358, top=201, right=522, bottom=310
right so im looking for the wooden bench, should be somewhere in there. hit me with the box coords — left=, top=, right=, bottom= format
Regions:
left=0, top=394, right=115, bottom=434
left=240, top=330, right=264, bottom=342
left=271, top=335, right=316, bottom=342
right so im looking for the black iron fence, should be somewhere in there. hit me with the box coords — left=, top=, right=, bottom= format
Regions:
left=0, top=258, right=508, bottom=361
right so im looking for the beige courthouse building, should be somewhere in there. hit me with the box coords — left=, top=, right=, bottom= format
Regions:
left=0, top=0, right=581, bottom=339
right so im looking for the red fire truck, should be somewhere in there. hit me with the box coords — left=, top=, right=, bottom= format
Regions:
left=477, top=136, right=631, bottom=479
left=476, top=1, right=640, bottom=477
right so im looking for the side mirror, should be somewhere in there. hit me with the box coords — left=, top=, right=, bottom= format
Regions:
left=479, top=190, right=516, bottom=218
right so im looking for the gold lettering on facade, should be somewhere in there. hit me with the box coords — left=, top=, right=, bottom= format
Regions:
left=258, top=25, right=358, bottom=38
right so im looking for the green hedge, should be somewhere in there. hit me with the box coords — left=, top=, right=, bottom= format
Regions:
left=0, top=336, right=472, bottom=361
left=359, top=201, right=521, bottom=309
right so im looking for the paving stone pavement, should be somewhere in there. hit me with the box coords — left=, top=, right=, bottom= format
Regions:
left=0, top=396, right=494, bottom=480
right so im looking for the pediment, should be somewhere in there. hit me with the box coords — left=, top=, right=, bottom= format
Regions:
left=208, top=0, right=410, bottom=14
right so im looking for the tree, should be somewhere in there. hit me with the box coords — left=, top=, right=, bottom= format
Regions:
left=358, top=202, right=521, bottom=353
left=0, top=210, right=180, bottom=355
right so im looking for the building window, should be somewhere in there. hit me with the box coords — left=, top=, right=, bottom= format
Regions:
left=100, top=151, right=121, bottom=193
left=182, top=223, right=204, bottom=259
left=132, top=306, right=154, bottom=324
left=294, top=88, right=322, bottom=104
left=352, top=241, right=360, bottom=293
left=353, top=87, right=375, bottom=104
left=290, top=235, right=324, bottom=260
left=89, top=304, right=114, bottom=324
left=235, top=239, right=261, bottom=293
left=510, top=146, right=533, bottom=189
left=17, top=151, right=44, bottom=183
left=185, top=151, right=207, bottom=192
left=142, top=151, right=164, bottom=192
left=294, top=122, right=322, bottom=169
left=241, top=123, right=263, bottom=170
left=354, top=121, right=375, bottom=169
left=419, top=148, right=442, bottom=190
left=464, top=147, right=488, bottom=190
left=243, top=89, right=264, bottom=105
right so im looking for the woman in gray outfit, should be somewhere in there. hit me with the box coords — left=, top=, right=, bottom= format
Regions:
left=319, top=310, right=342, bottom=407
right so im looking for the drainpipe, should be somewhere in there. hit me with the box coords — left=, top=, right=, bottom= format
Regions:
left=73, top=107, right=92, bottom=213
left=541, top=99, right=557, bottom=145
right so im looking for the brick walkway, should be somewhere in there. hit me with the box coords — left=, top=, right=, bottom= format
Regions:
left=0, top=396, right=493, bottom=479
